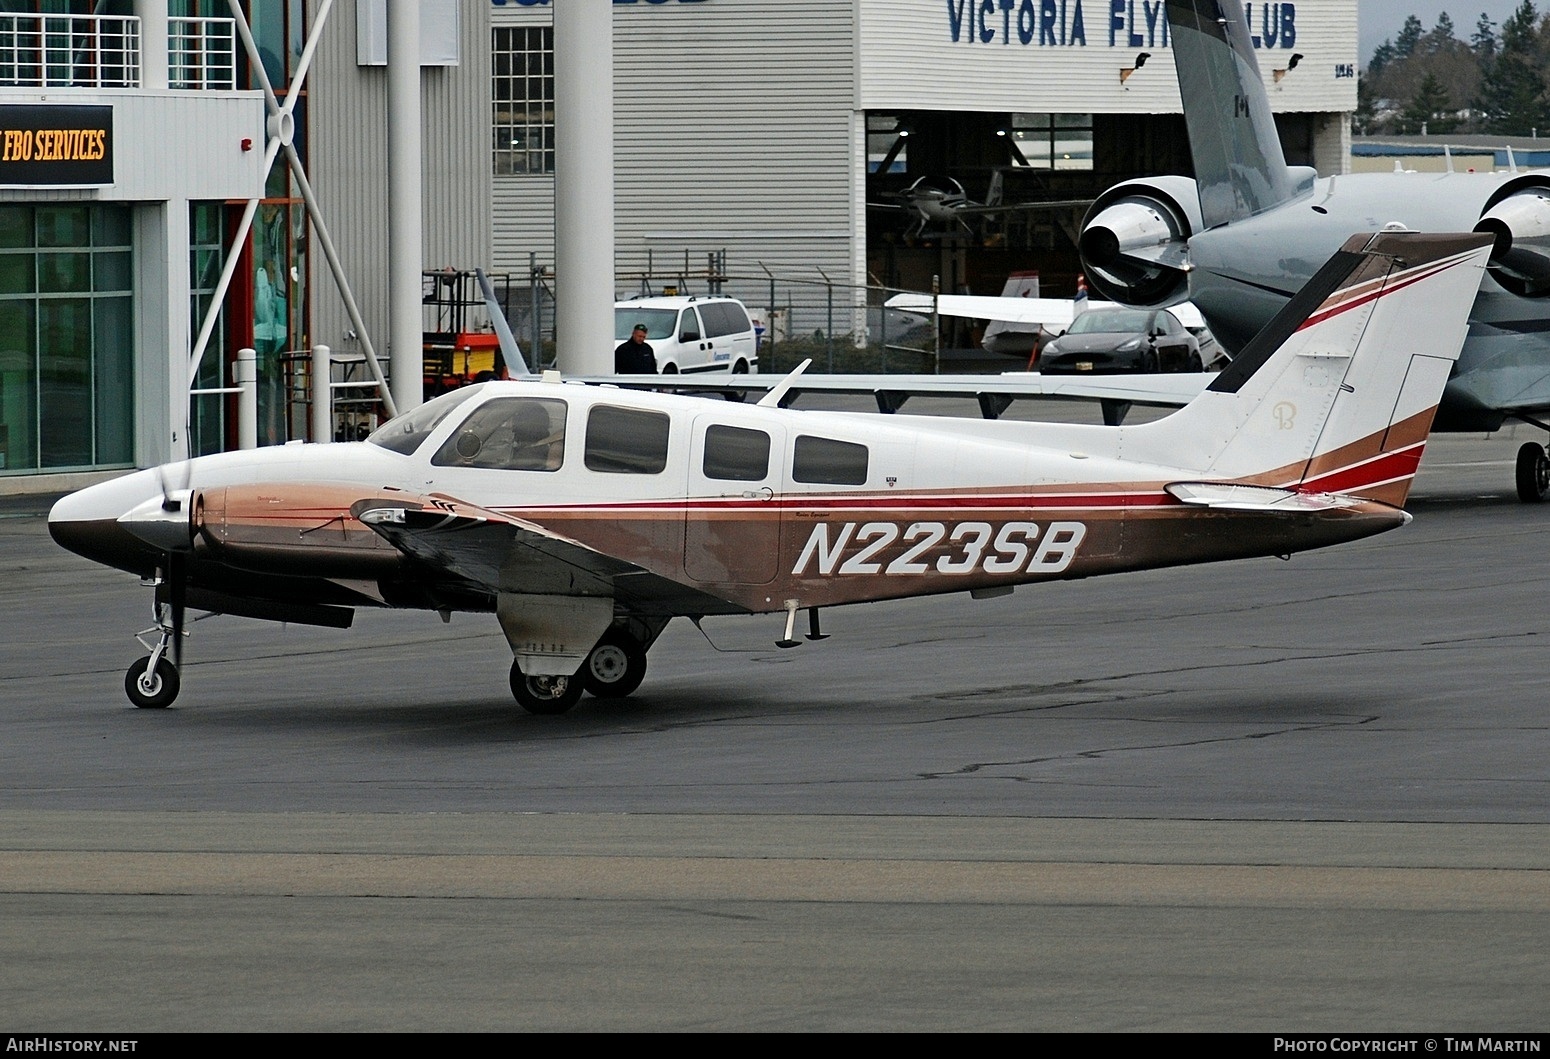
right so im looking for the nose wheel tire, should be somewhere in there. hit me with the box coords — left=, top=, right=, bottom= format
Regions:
left=509, top=660, right=584, bottom=715
left=581, top=630, right=648, bottom=698
left=125, top=656, right=179, bottom=709
left=1517, top=442, right=1550, bottom=503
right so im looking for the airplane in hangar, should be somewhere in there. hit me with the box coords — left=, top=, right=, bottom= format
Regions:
left=1075, top=0, right=1550, bottom=502
left=50, top=230, right=1488, bottom=715
left=869, top=171, right=1093, bottom=241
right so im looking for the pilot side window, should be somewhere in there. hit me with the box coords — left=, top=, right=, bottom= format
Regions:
left=792, top=435, right=868, bottom=485
left=586, top=405, right=670, bottom=474
left=703, top=425, right=771, bottom=481
left=429, top=396, right=567, bottom=471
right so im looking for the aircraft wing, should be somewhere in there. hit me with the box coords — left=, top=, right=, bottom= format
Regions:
left=950, top=197, right=1094, bottom=216
left=883, top=293, right=1206, bottom=330
left=566, top=370, right=1211, bottom=415
left=357, top=497, right=745, bottom=617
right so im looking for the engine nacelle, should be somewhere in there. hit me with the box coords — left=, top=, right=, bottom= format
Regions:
left=1078, top=176, right=1201, bottom=307
left=1475, top=180, right=1550, bottom=297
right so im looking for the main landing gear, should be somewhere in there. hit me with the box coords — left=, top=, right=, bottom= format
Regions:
left=508, top=623, right=657, bottom=715
left=1518, top=441, right=1550, bottom=503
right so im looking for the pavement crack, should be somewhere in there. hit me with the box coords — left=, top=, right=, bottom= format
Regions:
left=919, top=715, right=1381, bottom=780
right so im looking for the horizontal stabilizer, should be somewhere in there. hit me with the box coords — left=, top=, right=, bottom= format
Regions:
left=884, top=292, right=1206, bottom=329
left=1165, top=482, right=1367, bottom=513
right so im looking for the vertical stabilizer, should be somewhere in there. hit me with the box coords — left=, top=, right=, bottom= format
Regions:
left=1166, top=0, right=1297, bottom=227
left=1129, top=232, right=1492, bottom=505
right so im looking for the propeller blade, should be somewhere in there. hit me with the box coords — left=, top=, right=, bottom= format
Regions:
left=168, top=551, right=187, bottom=668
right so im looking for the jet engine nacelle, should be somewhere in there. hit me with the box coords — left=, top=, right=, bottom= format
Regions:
left=1475, top=178, right=1550, bottom=297
left=1078, top=176, right=1202, bottom=308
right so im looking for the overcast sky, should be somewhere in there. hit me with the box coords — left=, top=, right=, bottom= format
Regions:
left=1359, top=1, right=1527, bottom=61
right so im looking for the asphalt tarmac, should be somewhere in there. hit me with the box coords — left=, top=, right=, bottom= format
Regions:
left=2, top=420, right=1548, bottom=1031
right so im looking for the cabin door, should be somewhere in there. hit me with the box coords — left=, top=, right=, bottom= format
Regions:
left=684, top=416, right=786, bottom=585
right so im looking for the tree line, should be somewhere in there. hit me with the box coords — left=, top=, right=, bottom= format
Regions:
left=1360, top=2, right=1550, bottom=136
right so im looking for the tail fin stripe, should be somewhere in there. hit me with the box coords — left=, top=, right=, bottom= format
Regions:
left=1293, top=443, right=1428, bottom=495
left=1300, top=252, right=1483, bottom=332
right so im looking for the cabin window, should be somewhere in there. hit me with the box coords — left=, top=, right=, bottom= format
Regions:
left=703, top=425, right=770, bottom=482
left=429, top=396, right=566, bottom=471
left=585, top=405, right=669, bottom=474
left=793, top=435, right=868, bottom=485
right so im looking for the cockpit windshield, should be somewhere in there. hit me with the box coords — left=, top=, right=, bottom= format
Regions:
left=366, top=385, right=484, bottom=455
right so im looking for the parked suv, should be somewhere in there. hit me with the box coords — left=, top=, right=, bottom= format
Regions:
left=614, top=295, right=759, bottom=374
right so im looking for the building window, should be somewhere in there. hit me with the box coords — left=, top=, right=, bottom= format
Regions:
left=189, top=201, right=226, bottom=457
left=1009, top=113, right=1094, bottom=170
left=0, top=204, right=133, bottom=474
left=868, top=114, right=907, bottom=175
left=492, top=25, right=553, bottom=175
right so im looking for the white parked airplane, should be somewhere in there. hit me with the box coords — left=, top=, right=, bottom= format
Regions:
left=50, top=231, right=1488, bottom=714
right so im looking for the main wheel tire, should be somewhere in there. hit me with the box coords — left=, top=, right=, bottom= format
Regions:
left=509, top=659, right=584, bottom=715
left=1517, top=442, right=1550, bottom=503
left=1187, top=352, right=1204, bottom=372
left=124, top=656, right=179, bottom=709
left=581, top=630, right=648, bottom=699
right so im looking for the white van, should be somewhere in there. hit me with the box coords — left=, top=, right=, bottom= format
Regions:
left=614, top=295, right=759, bottom=375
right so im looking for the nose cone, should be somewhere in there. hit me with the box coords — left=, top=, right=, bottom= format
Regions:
left=48, top=468, right=168, bottom=574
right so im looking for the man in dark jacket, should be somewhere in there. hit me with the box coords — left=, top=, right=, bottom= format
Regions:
left=614, top=324, right=658, bottom=373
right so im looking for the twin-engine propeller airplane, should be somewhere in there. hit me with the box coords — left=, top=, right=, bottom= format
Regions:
left=50, top=231, right=1489, bottom=714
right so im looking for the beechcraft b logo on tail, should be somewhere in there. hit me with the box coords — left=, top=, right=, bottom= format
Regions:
left=1273, top=401, right=1296, bottom=429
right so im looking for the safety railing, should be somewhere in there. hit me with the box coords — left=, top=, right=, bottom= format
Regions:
left=0, top=14, right=237, bottom=91
left=0, top=13, right=139, bottom=89
left=169, top=17, right=235, bottom=91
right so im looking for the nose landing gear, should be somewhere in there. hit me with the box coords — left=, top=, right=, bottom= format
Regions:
left=125, top=568, right=187, bottom=709
left=125, top=653, right=179, bottom=709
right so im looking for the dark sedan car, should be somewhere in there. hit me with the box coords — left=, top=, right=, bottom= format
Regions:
left=1037, top=307, right=1202, bottom=374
